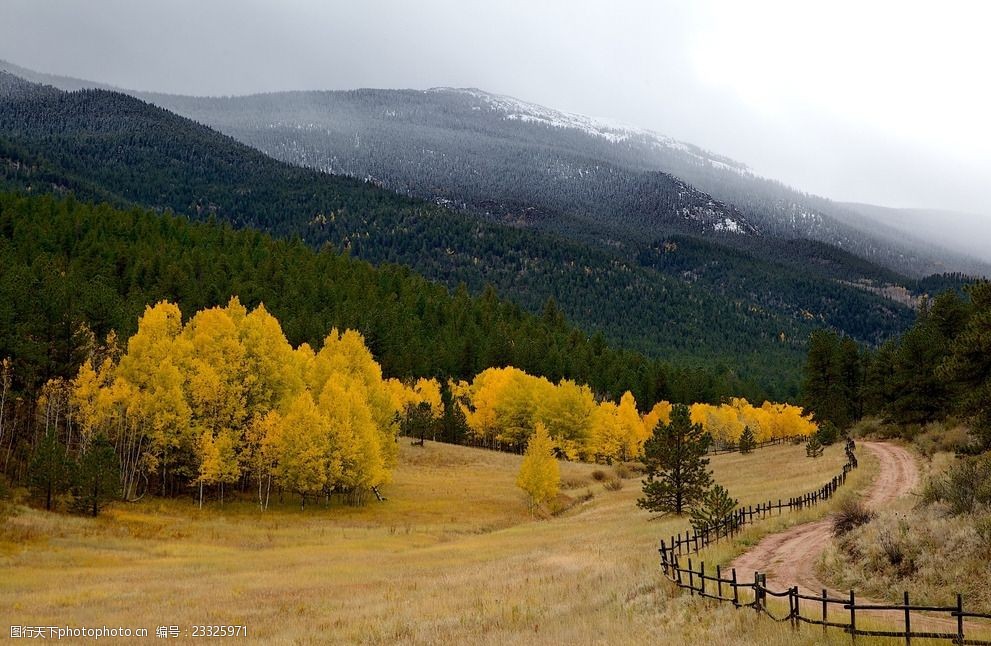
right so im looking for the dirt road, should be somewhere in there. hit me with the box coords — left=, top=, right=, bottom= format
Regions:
left=730, top=441, right=919, bottom=597
left=726, top=442, right=991, bottom=637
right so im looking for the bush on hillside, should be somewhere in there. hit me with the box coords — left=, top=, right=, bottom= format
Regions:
left=921, top=453, right=991, bottom=514
left=833, top=497, right=875, bottom=536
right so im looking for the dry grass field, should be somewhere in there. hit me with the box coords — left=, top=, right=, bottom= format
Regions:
left=1, top=440, right=878, bottom=644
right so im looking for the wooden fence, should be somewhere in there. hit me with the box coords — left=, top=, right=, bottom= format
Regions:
left=657, top=441, right=991, bottom=644
left=665, top=441, right=858, bottom=558
left=706, top=435, right=802, bottom=456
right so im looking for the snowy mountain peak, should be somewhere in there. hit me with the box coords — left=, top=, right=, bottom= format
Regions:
left=426, top=87, right=751, bottom=175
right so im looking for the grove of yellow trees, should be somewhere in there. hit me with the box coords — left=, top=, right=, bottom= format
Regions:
left=62, top=300, right=816, bottom=509
left=70, top=298, right=426, bottom=508
left=455, top=367, right=816, bottom=463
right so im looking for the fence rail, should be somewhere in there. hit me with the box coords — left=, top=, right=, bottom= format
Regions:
left=664, top=441, right=858, bottom=559
left=656, top=440, right=991, bottom=644
left=706, top=435, right=802, bottom=455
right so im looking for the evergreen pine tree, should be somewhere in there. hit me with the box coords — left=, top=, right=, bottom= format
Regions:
left=939, top=282, right=991, bottom=449
left=805, top=434, right=824, bottom=458
left=438, top=380, right=469, bottom=444
left=71, top=435, right=120, bottom=517
left=400, top=401, right=435, bottom=443
left=637, top=404, right=712, bottom=515
left=29, top=429, right=72, bottom=511
left=689, top=484, right=737, bottom=532
left=738, top=425, right=755, bottom=454
left=803, top=331, right=846, bottom=427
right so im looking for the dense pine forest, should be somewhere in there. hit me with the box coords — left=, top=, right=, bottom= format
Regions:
left=802, top=281, right=991, bottom=449
left=0, top=192, right=710, bottom=400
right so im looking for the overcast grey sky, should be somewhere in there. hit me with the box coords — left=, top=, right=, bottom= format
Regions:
left=2, top=0, right=988, bottom=217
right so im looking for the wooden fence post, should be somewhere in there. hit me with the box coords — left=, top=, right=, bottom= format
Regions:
left=754, top=572, right=762, bottom=614
left=675, top=554, right=683, bottom=587
left=732, top=568, right=739, bottom=607
left=716, top=564, right=723, bottom=599
left=700, top=562, right=706, bottom=597
left=904, top=591, right=911, bottom=646
left=790, top=586, right=799, bottom=630
left=956, top=593, right=964, bottom=645
left=849, top=590, right=856, bottom=643
left=688, top=557, right=695, bottom=596
left=822, top=588, right=828, bottom=637
left=659, top=539, right=668, bottom=575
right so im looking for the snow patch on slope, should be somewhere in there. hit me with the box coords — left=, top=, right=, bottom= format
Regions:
left=428, top=87, right=752, bottom=175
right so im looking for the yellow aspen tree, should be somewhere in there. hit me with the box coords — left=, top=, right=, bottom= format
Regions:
left=705, top=404, right=744, bottom=444
left=182, top=305, right=248, bottom=432
left=249, top=410, right=284, bottom=511
left=196, top=428, right=240, bottom=507
left=196, top=430, right=220, bottom=508
left=273, top=391, right=329, bottom=509
left=589, top=401, right=624, bottom=463
left=642, top=400, right=672, bottom=444
left=237, top=303, right=302, bottom=416
left=71, top=357, right=116, bottom=451
left=463, top=367, right=510, bottom=446
left=689, top=403, right=711, bottom=429
left=311, top=329, right=398, bottom=468
left=182, top=304, right=252, bottom=493
left=115, top=301, right=192, bottom=492
left=537, top=379, right=596, bottom=460
left=496, top=370, right=544, bottom=449
left=516, top=421, right=560, bottom=513
left=616, top=391, right=646, bottom=460
left=319, top=380, right=386, bottom=504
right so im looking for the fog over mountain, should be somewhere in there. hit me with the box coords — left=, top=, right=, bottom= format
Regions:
left=0, top=0, right=988, bottom=228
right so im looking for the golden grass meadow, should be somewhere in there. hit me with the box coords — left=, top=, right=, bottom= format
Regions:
left=1, top=441, right=878, bottom=645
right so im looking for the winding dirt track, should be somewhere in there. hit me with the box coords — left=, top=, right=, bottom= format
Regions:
left=730, top=441, right=919, bottom=597
left=725, top=442, right=991, bottom=638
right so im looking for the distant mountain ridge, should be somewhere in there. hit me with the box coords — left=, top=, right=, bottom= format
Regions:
left=2, top=58, right=984, bottom=277
left=128, top=83, right=989, bottom=277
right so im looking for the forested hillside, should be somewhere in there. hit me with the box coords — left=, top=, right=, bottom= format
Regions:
left=0, top=192, right=700, bottom=403
left=106, top=85, right=990, bottom=278
left=802, top=281, right=991, bottom=449
left=0, top=71, right=935, bottom=397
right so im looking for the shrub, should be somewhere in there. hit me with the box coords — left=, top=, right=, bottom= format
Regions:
left=848, top=417, right=885, bottom=439
left=833, top=497, right=875, bottom=536
left=913, top=422, right=975, bottom=457
left=621, top=461, right=647, bottom=477
left=921, top=454, right=991, bottom=514
left=975, top=514, right=991, bottom=551
left=603, top=478, right=623, bottom=491
left=615, top=461, right=645, bottom=479
left=590, top=469, right=608, bottom=482
left=689, top=484, right=737, bottom=533
left=560, top=475, right=589, bottom=490
left=816, top=421, right=840, bottom=446
left=805, top=435, right=824, bottom=458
